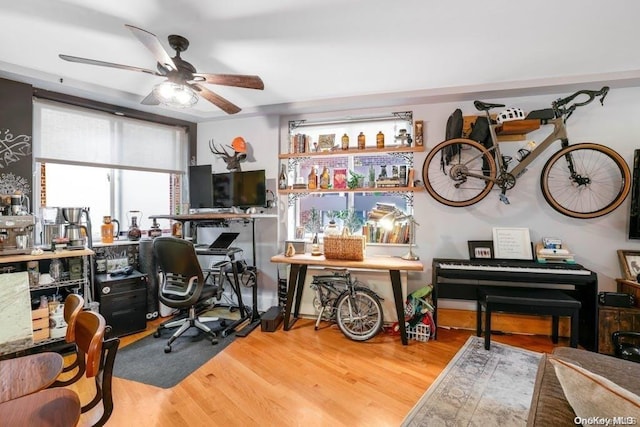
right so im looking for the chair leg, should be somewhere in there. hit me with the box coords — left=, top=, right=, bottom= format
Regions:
left=167, top=320, right=193, bottom=347
left=551, top=316, right=559, bottom=344
left=570, top=311, right=579, bottom=348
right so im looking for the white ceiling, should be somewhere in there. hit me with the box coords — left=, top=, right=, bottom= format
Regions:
left=2, top=0, right=640, bottom=123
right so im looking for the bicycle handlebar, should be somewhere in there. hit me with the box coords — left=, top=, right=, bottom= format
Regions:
left=552, top=86, right=609, bottom=121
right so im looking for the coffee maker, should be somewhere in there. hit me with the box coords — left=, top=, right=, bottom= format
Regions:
left=0, top=194, right=35, bottom=255
left=61, top=207, right=93, bottom=248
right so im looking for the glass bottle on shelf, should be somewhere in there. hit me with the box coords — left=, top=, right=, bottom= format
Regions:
left=319, top=166, right=330, bottom=189
left=376, top=131, right=385, bottom=149
left=279, top=164, right=288, bottom=190
left=101, top=216, right=115, bottom=244
left=148, top=218, right=162, bottom=238
left=341, top=133, right=349, bottom=150
left=357, top=132, right=366, bottom=149
left=308, top=166, right=318, bottom=190
left=127, top=216, right=142, bottom=241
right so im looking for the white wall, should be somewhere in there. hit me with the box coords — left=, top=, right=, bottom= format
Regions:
left=197, top=86, right=640, bottom=310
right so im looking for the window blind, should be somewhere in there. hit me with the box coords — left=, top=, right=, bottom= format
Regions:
left=33, top=99, right=187, bottom=174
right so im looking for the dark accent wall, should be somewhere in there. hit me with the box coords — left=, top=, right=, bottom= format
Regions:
left=0, top=78, right=33, bottom=199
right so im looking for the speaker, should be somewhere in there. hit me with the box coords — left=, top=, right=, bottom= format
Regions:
left=599, top=292, right=635, bottom=308
left=138, top=239, right=159, bottom=319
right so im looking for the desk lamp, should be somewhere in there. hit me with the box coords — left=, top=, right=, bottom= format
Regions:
left=380, top=209, right=420, bottom=260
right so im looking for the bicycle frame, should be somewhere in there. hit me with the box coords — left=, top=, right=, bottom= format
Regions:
left=482, top=114, right=569, bottom=182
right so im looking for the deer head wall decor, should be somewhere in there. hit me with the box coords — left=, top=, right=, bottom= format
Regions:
left=209, top=139, right=247, bottom=171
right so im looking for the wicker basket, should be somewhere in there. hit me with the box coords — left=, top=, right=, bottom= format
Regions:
left=323, top=235, right=366, bottom=261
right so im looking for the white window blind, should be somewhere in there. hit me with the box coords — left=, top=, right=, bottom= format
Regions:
left=33, top=99, right=187, bottom=174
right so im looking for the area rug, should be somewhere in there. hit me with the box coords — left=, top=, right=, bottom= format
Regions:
left=402, top=336, right=542, bottom=426
left=113, top=317, right=236, bottom=389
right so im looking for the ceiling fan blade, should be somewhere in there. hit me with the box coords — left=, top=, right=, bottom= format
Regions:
left=140, top=91, right=160, bottom=105
left=190, top=83, right=241, bottom=114
left=192, top=73, right=264, bottom=90
left=59, top=54, right=163, bottom=76
left=125, top=24, right=176, bottom=72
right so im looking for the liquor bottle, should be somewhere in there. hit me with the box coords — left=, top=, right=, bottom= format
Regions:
left=357, top=132, right=366, bottom=149
left=376, top=131, right=385, bottom=149
left=341, top=133, right=349, bottom=150
left=279, top=164, right=288, bottom=189
left=308, top=166, right=318, bottom=190
left=148, top=218, right=163, bottom=238
left=319, top=166, right=330, bottom=189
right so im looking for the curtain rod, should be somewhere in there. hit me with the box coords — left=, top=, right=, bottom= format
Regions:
left=290, top=111, right=412, bottom=131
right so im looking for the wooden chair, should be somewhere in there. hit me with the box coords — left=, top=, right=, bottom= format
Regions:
left=51, top=293, right=85, bottom=387
left=50, top=310, right=120, bottom=427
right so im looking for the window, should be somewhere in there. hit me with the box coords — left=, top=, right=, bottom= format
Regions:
left=33, top=100, right=187, bottom=241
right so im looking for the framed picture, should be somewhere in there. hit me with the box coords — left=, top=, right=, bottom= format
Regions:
left=468, top=240, right=494, bottom=260
left=295, top=226, right=305, bottom=240
left=492, top=227, right=533, bottom=260
left=414, top=120, right=424, bottom=147
left=317, top=134, right=335, bottom=151
left=617, top=249, right=640, bottom=281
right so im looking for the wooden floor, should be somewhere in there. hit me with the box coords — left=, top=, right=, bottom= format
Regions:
left=66, top=317, right=563, bottom=427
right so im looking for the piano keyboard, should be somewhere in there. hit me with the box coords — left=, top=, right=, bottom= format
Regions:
left=438, top=262, right=592, bottom=276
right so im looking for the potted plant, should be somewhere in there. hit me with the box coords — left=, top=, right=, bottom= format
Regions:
left=347, top=170, right=365, bottom=189
left=337, top=209, right=364, bottom=234
left=302, top=207, right=322, bottom=238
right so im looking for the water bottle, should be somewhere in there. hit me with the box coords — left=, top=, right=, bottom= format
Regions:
left=517, top=141, right=536, bottom=162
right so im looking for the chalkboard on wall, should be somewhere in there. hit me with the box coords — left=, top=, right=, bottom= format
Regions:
left=0, top=78, right=33, bottom=199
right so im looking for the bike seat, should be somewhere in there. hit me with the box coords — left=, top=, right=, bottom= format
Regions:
left=474, top=100, right=505, bottom=112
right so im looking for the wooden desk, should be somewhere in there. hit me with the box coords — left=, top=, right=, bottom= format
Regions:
left=271, top=254, right=424, bottom=345
left=0, top=352, right=64, bottom=403
left=0, top=388, right=80, bottom=426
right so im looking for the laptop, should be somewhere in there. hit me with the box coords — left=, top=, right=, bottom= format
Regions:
left=207, top=232, right=240, bottom=249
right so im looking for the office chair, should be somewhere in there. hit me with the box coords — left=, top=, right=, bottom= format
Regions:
left=153, top=236, right=221, bottom=353
left=612, top=331, right=640, bottom=363
left=50, top=310, right=120, bottom=427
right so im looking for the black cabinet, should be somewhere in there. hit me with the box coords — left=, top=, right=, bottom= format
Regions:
left=95, top=271, right=147, bottom=337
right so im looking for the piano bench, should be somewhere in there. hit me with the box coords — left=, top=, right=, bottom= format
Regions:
left=476, top=288, right=581, bottom=350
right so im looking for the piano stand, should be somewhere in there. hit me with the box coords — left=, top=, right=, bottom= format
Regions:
left=477, top=288, right=581, bottom=350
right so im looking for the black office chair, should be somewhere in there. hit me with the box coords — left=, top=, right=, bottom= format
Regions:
left=612, top=331, right=640, bottom=363
left=153, top=236, right=220, bottom=353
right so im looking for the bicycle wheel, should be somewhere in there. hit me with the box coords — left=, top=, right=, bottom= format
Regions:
left=540, top=143, right=631, bottom=219
left=335, top=287, right=383, bottom=341
left=422, top=138, right=497, bottom=207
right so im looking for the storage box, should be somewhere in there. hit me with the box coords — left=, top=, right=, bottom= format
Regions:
left=261, top=306, right=283, bottom=332
left=31, top=307, right=50, bottom=341
left=323, top=235, right=365, bottom=261
left=406, top=323, right=430, bottom=342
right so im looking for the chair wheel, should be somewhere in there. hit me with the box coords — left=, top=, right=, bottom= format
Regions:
left=164, top=345, right=172, bottom=353
left=153, top=331, right=161, bottom=338
left=212, top=338, right=219, bottom=345
left=221, top=330, right=230, bottom=338
left=220, top=320, right=226, bottom=327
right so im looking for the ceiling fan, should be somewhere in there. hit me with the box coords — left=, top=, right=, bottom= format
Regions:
left=59, top=24, right=264, bottom=114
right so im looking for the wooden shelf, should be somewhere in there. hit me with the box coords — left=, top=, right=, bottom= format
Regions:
left=463, top=115, right=541, bottom=142
left=0, top=249, right=94, bottom=264
left=278, top=145, right=425, bottom=159
left=279, top=186, right=423, bottom=195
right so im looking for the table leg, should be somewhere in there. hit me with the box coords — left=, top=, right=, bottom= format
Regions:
left=389, top=269, right=407, bottom=345
left=283, top=264, right=301, bottom=330
left=293, top=265, right=307, bottom=319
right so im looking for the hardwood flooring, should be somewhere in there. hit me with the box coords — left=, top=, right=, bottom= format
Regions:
left=66, top=318, right=563, bottom=427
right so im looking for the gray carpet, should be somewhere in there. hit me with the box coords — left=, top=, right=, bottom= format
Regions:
left=402, top=336, right=542, bottom=426
left=113, top=318, right=236, bottom=388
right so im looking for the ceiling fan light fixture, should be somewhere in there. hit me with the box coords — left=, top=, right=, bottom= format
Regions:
left=152, top=81, right=198, bottom=108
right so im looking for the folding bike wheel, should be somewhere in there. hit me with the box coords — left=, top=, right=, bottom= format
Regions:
left=335, top=287, right=383, bottom=341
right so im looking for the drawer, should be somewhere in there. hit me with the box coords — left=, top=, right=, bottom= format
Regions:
left=99, top=288, right=147, bottom=337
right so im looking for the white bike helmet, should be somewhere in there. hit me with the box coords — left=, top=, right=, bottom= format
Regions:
left=496, top=107, right=525, bottom=123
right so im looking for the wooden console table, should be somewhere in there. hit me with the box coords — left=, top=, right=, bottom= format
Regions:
left=271, top=254, right=424, bottom=345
